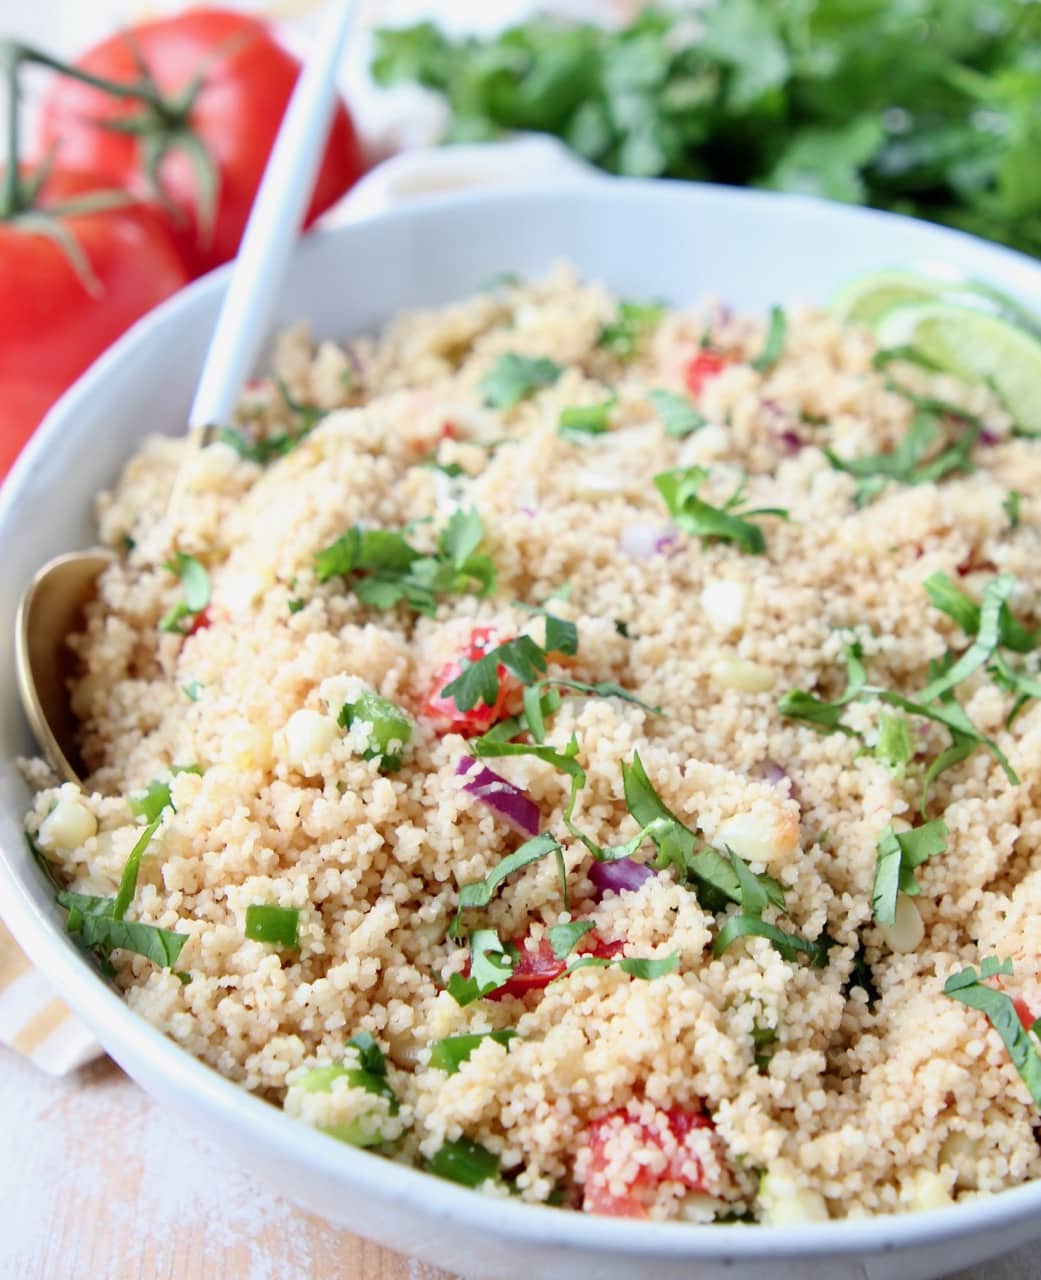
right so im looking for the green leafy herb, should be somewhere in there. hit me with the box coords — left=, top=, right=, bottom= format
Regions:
left=648, top=388, right=705, bottom=438
left=287, top=597, right=306, bottom=614
left=920, top=574, right=1016, bottom=701
left=713, top=849, right=830, bottom=967
left=111, top=817, right=162, bottom=922
left=57, top=896, right=188, bottom=970
left=160, top=552, right=210, bottom=634
left=990, top=652, right=1041, bottom=726
left=923, top=571, right=1035, bottom=654
left=315, top=508, right=495, bottom=615
left=1004, top=491, right=1022, bottom=529
left=425, top=1136, right=500, bottom=1187
left=182, top=680, right=203, bottom=702
left=597, top=300, right=664, bottom=361
left=480, top=353, right=562, bottom=409
left=217, top=379, right=325, bottom=464
left=244, top=904, right=300, bottom=948
left=338, top=691, right=412, bottom=772
left=945, top=957, right=1041, bottom=1109
left=558, top=400, right=615, bottom=439
left=871, top=819, right=948, bottom=926
left=654, top=466, right=787, bottom=555
left=752, top=1022, right=778, bottom=1073
left=454, top=834, right=566, bottom=935
left=750, top=306, right=786, bottom=373
left=128, top=781, right=174, bottom=823
left=874, top=712, right=915, bottom=772
left=777, top=640, right=867, bottom=733
left=617, top=953, right=680, bottom=980
left=439, top=616, right=578, bottom=712
left=547, top=920, right=596, bottom=959
left=825, top=409, right=980, bottom=507
left=428, top=1029, right=518, bottom=1074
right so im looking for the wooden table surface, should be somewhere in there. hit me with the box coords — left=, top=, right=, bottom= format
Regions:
left=0, top=1046, right=1033, bottom=1280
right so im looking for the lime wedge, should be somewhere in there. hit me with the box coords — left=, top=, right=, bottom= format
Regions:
left=876, top=302, right=1041, bottom=434
left=830, top=270, right=949, bottom=326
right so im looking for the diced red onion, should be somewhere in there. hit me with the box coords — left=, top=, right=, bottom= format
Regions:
left=979, top=427, right=1002, bottom=446
left=754, top=758, right=789, bottom=787
left=456, top=758, right=540, bottom=836
left=620, top=522, right=678, bottom=559
left=777, top=430, right=805, bottom=454
left=589, top=857, right=655, bottom=899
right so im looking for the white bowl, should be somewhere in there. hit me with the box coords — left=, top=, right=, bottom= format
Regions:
left=2, top=181, right=1040, bottom=1280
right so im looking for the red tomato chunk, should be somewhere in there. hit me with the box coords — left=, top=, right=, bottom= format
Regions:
left=422, top=627, right=517, bottom=736
left=582, top=1106, right=715, bottom=1218
left=683, top=349, right=730, bottom=397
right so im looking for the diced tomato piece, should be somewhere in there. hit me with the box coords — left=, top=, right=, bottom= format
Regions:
left=582, top=1105, right=715, bottom=1218
left=440, top=420, right=460, bottom=441
left=422, top=627, right=518, bottom=736
left=186, top=606, right=212, bottom=636
left=1014, top=996, right=1037, bottom=1032
left=468, top=931, right=622, bottom=1002
left=683, top=349, right=730, bottom=397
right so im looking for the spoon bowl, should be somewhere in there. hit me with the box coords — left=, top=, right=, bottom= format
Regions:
left=14, top=548, right=113, bottom=784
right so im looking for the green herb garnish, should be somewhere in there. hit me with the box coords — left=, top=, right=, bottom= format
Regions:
left=597, top=300, right=664, bottom=361
left=751, top=306, right=786, bottom=373
left=244, top=904, right=300, bottom=948
left=920, top=574, right=1016, bottom=701
left=752, top=1022, right=778, bottom=1073
left=217, top=378, right=325, bottom=464
left=160, top=552, right=210, bottom=634
left=428, top=1029, right=518, bottom=1074
left=338, top=691, right=412, bottom=772
left=654, top=466, right=787, bottom=555
left=480, top=353, right=562, bottom=409
left=923, top=571, right=1035, bottom=654
left=315, top=507, right=495, bottom=615
left=945, top=957, right=1041, bottom=1109
left=648, top=388, right=704, bottom=438
left=871, top=819, right=948, bottom=926
left=441, top=614, right=576, bottom=713
left=713, top=850, right=831, bottom=967
left=546, top=920, right=596, bottom=959
left=453, top=834, right=566, bottom=935
left=1004, top=491, right=1021, bottom=529
left=874, top=712, right=914, bottom=772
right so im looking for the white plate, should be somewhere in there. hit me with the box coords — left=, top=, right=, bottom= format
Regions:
left=2, top=180, right=1040, bottom=1280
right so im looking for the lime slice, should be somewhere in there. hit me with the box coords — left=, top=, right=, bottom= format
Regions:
left=830, top=270, right=949, bottom=326
left=875, top=302, right=1041, bottom=434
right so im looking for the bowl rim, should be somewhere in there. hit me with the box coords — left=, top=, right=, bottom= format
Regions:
left=3, top=176, right=1041, bottom=1262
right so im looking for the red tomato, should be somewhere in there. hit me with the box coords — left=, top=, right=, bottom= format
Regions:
left=0, top=169, right=189, bottom=480
left=481, top=932, right=623, bottom=1001
left=37, top=9, right=364, bottom=274
left=422, top=627, right=518, bottom=736
left=683, top=349, right=730, bottom=397
left=582, top=1106, right=714, bottom=1218
left=186, top=606, right=213, bottom=637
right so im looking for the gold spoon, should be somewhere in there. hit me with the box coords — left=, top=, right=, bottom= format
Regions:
left=13, top=0, right=357, bottom=786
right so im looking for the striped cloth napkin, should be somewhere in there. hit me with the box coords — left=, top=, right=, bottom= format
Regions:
left=0, top=921, right=99, bottom=1073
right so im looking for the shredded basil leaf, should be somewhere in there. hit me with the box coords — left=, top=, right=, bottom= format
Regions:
left=924, top=571, right=1035, bottom=654
left=777, top=640, right=867, bottom=733
left=874, top=712, right=914, bottom=772
left=751, top=305, right=786, bottom=373
left=112, top=817, right=162, bottom=922
left=547, top=920, right=595, bottom=959
left=920, top=574, right=1016, bottom=701
left=752, top=1022, right=778, bottom=1073
left=244, top=904, right=300, bottom=948
left=871, top=819, right=948, bottom=926
left=648, top=388, right=705, bottom=438
left=454, top=834, right=566, bottom=935
left=128, top=781, right=174, bottom=823
left=480, top=353, right=562, bottom=409
left=57, top=898, right=188, bottom=970
left=428, top=1030, right=518, bottom=1074
left=654, top=465, right=787, bottom=555
left=1005, top=491, right=1021, bottom=529
left=713, top=914, right=831, bottom=967
left=945, top=959, right=1041, bottom=1109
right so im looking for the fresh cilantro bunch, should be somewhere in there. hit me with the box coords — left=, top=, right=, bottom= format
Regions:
left=372, top=2, right=1041, bottom=257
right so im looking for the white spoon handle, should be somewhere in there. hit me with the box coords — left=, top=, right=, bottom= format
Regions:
left=188, top=0, right=357, bottom=431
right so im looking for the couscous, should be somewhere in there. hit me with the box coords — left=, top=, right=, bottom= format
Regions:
left=23, top=267, right=1041, bottom=1222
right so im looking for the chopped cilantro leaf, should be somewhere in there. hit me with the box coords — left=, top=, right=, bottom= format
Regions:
left=752, top=1022, right=778, bottom=1073
left=945, top=959, right=1041, bottom=1109
left=750, top=306, right=787, bottom=373
left=160, top=553, right=210, bottom=634
left=871, top=819, right=948, bottom=927
left=315, top=509, right=495, bottom=616
left=654, top=466, right=787, bottom=555
left=777, top=640, right=867, bottom=733
left=480, top=354, right=562, bottom=410
left=648, top=388, right=705, bottom=438
left=597, top=300, right=664, bottom=361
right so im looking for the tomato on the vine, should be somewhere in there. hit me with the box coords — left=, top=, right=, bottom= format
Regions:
left=36, top=9, right=364, bottom=274
left=0, top=169, right=190, bottom=479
